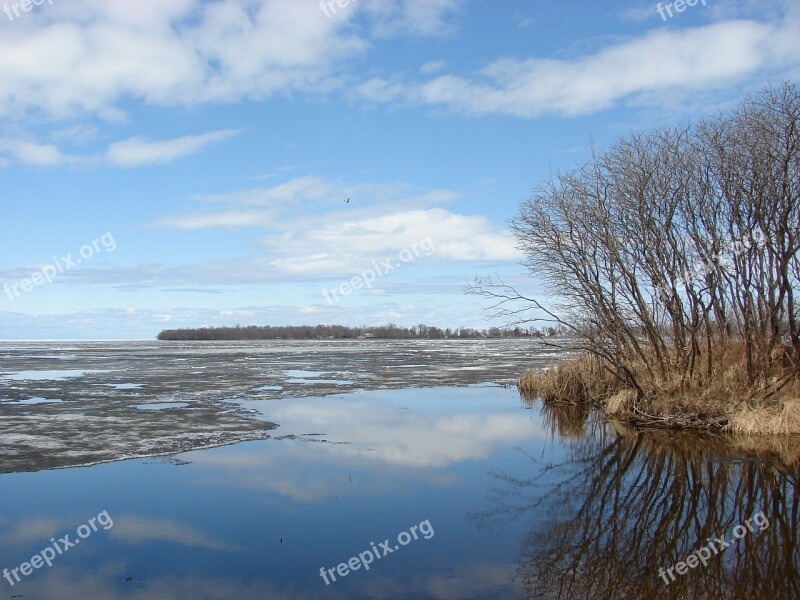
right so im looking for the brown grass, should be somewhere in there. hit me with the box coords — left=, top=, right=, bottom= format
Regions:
left=518, top=344, right=800, bottom=435
left=518, top=354, right=619, bottom=404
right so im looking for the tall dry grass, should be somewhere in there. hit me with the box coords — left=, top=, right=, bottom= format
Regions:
left=519, top=342, right=800, bottom=434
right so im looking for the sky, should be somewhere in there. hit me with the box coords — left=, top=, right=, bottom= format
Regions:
left=1, top=0, right=798, bottom=339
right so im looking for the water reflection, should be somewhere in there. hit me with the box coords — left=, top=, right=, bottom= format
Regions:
left=484, top=396, right=800, bottom=599
left=7, top=381, right=794, bottom=599
left=1, top=386, right=534, bottom=600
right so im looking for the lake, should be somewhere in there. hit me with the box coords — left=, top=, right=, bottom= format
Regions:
left=0, top=340, right=797, bottom=599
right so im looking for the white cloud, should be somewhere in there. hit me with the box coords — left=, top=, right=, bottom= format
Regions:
left=341, top=1, right=789, bottom=121
left=193, top=176, right=333, bottom=205
left=149, top=176, right=455, bottom=227
left=0, top=0, right=461, bottom=121
left=1, top=0, right=793, bottom=127
left=0, top=138, right=75, bottom=165
left=0, top=130, right=238, bottom=167
left=363, top=0, right=462, bottom=37
left=148, top=208, right=522, bottom=276
left=105, top=129, right=239, bottom=167
left=148, top=175, right=519, bottom=271
left=419, top=60, right=446, bottom=75
left=397, top=13, right=800, bottom=117
left=0, top=301, right=508, bottom=338
left=354, top=77, right=406, bottom=103
left=261, top=208, right=520, bottom=273
left=0, top=0, right=356, bottom=120
left=51, top=124, right=100, bottom=145
left=149, top=210, right=276, bottom=230
left=148, top=204, right=518, bottom=275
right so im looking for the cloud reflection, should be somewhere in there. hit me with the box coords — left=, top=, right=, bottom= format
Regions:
left=257, top=392, right=538, bottom=468
left=185, top=389, right=540, bottom=501
left=110, top=515, right=237, bottom=551
left=10, top=561, right=518, bottom=600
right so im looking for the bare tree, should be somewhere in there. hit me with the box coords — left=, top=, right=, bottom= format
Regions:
left=471, top=82, right=800, bottom=414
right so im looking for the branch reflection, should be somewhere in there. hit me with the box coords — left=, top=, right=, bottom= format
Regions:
left=485, top=394, right=800, bottom=600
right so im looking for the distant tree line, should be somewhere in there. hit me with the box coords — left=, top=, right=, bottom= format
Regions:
left=156, top=323, right=566, bottom=341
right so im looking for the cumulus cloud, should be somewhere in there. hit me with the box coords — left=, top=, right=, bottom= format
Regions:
left=148, top=176, right=520, bottom=272
left=0, top=0, right=354, bottom=119
left=149, top=204, right=519, bottom=276
left=0, top=0, right=461, bottom=121
left=1, top=0, right=795, bottom=127
left=261, top=207, right=520, bottom=274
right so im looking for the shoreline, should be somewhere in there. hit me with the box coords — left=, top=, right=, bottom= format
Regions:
left=518, top=351, right=800, bottom=435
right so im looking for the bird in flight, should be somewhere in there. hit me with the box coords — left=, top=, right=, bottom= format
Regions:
left=345, top=198, right=350, bottom=203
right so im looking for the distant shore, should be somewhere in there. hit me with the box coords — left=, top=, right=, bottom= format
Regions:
left=156, top=323, right=562, bottom=341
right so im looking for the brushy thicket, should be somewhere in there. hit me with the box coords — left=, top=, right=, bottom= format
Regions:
left=486, top=83, right=800, bottom=433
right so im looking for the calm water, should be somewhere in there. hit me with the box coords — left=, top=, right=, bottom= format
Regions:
left=0, top=342, right=798, bottom=599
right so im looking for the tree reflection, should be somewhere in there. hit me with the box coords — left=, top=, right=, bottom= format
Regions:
left=484, top=395, right=800, bottom=599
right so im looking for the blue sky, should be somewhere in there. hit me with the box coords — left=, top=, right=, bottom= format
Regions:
left=1, top=0, right=798, bottom=339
